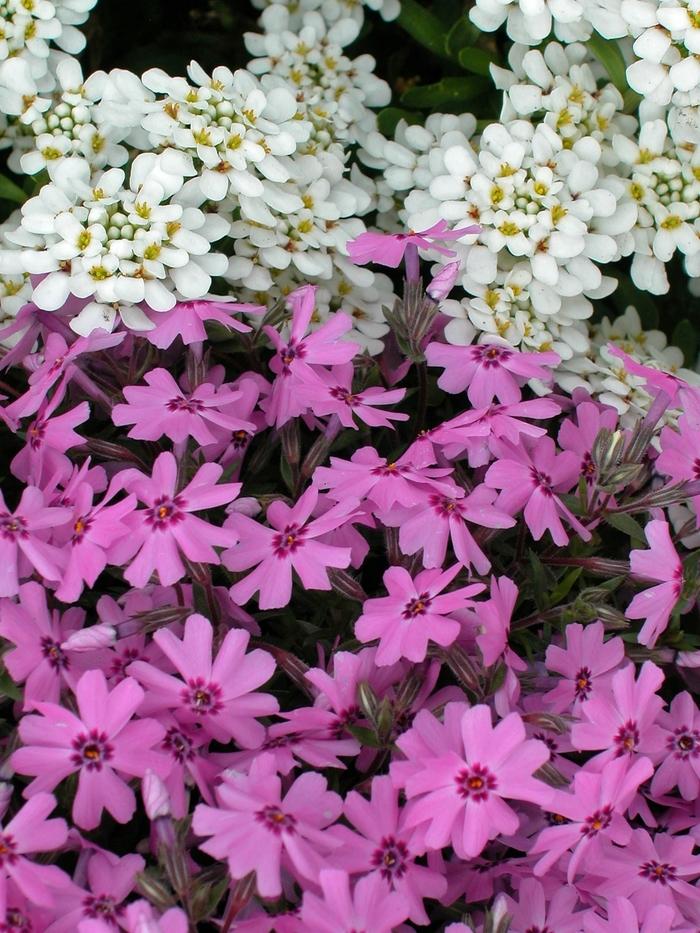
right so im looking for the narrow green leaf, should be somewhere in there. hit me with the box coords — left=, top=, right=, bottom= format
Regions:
left=401, top=76, right=487, bottom=109
left=605, top=511, right=646, bottom=542
left=0, top=172, right=27, bottom=204
left=586, top=33, right=627, bottom=93
left=377, top=107, right=422, bottom=137
left=396, top=0, right=453, bottom=60
left=548, top=567, right=583, bottom=605
left=672, top=319, right=698, bottom=367
left=458, top=46, right=496, bottom=77
left=445, top=16, right=479, bottom=58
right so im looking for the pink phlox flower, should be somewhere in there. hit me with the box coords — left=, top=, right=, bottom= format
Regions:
left=558, top=400, right=620, bottom=490
left=595, top=830, right=700, bottom=925
left=530, top=755, right=653, bottom=881
left=53, top=479, right=136, bottom=603
left=205, top=375, right=267, bottom=467
left=296, top=362, right=408, bottom=430
left=109, top=451, right=240, bottom=587
left=152, top=713, right=218, bottom=819
left=651, top=692, right=700, bottom=801
left=127, top=613, right=278, bottom=747
left=144, top=298, right=258, bottom=349
left=312, top=495, right=374, bottom=569
left=11, top=398, right=89, bottom=486
left=328, top=775, right=447, bottom=924
left=299, top=868, right=409, bottom=933
left=0, top=582, right=98, bottom=709
left=306, top=647, right=400, bottom=731
left=120, top=902, right=189, bottom=933
left=500, top=878, right=588, bottom=933
left=112, top=367, right=256, bottom=446
left=657, top=416, right=700, bottom=520
left=583, top=897, right=677, bottom=933
left=46, top=851, right=144, bottom=933
left=0, top=485, right=71, bottom=597
left=12, top=669, right=167, bottom=830
left=314, top=446, right=454, bottom=513
left=355, top=564, right=485, bottom=666
left=543, top=621, right=626, bottom=714
left=606, top=344, right=686, bottom=404
left=192, top=751, right=343, bottom=899
left=436, top=398, right=561, bottom=467
left=389, top=483, right=515, bottom=574
left=7, top=330, right=124, bottom=419
left=485, top=436, right=592, bottom=546
left=571, top=661, right=667, bottom=769
left=347, top=220, right=480, bottom=267
left=425, top=338, right=559, bottom=405
left=262, top=286, right=359, bottom=427
left=392, top=703, right=552, bottom=859
left=455, top=574, right=518, bottom=667
left=626, top=520, right=684, bottom=647
left=105, top=630, right=166, bottom=683
left=224, top=485, right=357, bottom=610
left=0, top=793, right=69, bottom=916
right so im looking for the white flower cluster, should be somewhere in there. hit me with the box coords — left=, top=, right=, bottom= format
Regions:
left=250, top=0, right=400, bottom=31
left=0, top=0, right=96, bottom=80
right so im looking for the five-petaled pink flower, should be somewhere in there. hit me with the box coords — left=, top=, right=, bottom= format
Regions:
left=0, top=486, right=70, bottom=597
left=300, top=868, right=410, bottom=933
left=347, top=220, right=479, bottom=267
left=544, top=621, right=626, bottom=714
left=626, top=519, right=684, bottom=648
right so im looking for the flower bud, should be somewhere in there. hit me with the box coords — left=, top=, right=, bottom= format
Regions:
left=142, top=770, right=171, bottom=821
left=61, top=624, right=116, bottom=652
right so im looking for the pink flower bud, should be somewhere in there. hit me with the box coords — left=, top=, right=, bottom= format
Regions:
left=427, top=261, right=460, bottom=301
left=142, top=769, right=171, bottom=821
left=61, top=623, right=116, bottom=652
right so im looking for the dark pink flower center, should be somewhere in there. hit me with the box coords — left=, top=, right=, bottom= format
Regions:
left=474, top=345, right=510, bottom=368
left=263, top=733, right=301, bottom=750
left=231, top=429, right=251, bottom=450
left=82, top=894, right=123, bottom=923
left=110, top=647, right=143, bottom=680
left=525, top=927, right=553, bottom=933
left=371, top=461, right=403, bottom=477
left=0, top=514, right=27, bottom=540
left=371, top=835, right=410, bottom=882
left=430, top=493, right=462, bottom=519
left=166, top=395, right=204, bottom=414
left=272, top=524, right=306, bottom=556
left=530, top=468, right=553, bottom=495
left=693, top=458, right=700, bottom=479
left=182, top=677, right=223, bottom=716
left=280, top=340, right=306, bottom=370
left=41, top=636, right=69, bottom=670
left=573, top=666, right=593, bottom=700
left=639, top=860, right=677, bottom=884
left=582, top=805, right=612, bottom=836
left=163, top=727, right=196, bottom=762
left=72, top=514, right=93, bottom=543
left=145, top=495, right=186, bottom=529
left=580, top=452, right=596, bottom=483
left=613, top=719, right=640, bottom=756
left=2, top=907, right=31, bottom=931
left=72, top=730, right=114, bottom=771
left=455, top=763, right=497, bottom=801
left=255, top=804, right=296, bottom=835
left=28, top=419, right=46, bottom=450
left=533, top=731, right=558, bottom=757
left=330, top=705, right=360, bottom=739
left=0, top=833, right=18, bottom=866
left=668, top=727, right=700, bottom=759
left=329, top=386, right=358, bottom=407
left=402, top=592, right=432, bottom=619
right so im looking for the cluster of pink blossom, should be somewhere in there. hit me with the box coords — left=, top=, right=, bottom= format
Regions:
left=0, top=223, right=699, bottom=932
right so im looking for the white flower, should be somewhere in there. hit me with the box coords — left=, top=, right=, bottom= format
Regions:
left=470, top=0, right=590, bottom=46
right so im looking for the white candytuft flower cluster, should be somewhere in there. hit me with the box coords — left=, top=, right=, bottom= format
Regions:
left=249, top=0, right=400, bottom=31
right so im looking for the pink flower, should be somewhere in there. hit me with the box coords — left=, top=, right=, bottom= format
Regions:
left=192, top=752, right=342, bottom=899
left=626, top=520, right=684, bottom=648
left=144, top=298, right=258, bottom=349
left=596, top=830, right=700, bottom=924
left=657, top=414, right=700, bottom=518
left=120, top=902, right=189, bottom=933
left=347, top=220, right=479, bottom=267
left=0, top=794, right=68, bottom=916
left=485, top=437, right=592, bottom=546
left=53, top=479, right=136, bottom=603
left=427, top=261, right=460, bottom=300
left=392, top=703, right=552, bottom=858
left=500, top=879, right=587, bottom=933
left=456, top=574, right=518, bottom=667
left=297, top=363, right=408, bottom=430
left=0, top=582, right=96, bottom=708
left=530, top=755, right=653, bottom=881
left=425, top=340, right=559, bottom=405
left=314, top=446, right=454, bottom=513
left=112, top=368, right=255, bottom=446
left=355, top=564, right=484, bottom=665
left=11, top=399, right=89, bottom=486
left=299, top=869, right=409, bottom=933
left=111, top=452, right=240, bottom=587
left=12, top=669, right=167, bottom=830
left=391, top=484, right=515, bottom=574
left=0, top=486, right=70, bottom=596
left=544, top=621, right=626, bottom=714
left=154, top=716, right=217, bottom=818
left=46, top=851, right=144, bottom=933
left=571, top=661, right=666, bottom=768
left=127, top=613, right=278, bottom=746
left=606, top=344, right=686, bottom=404
left=583, top=897, right=676, bottom=933
left=651, top=692, right=700, bottom=801
left=558, top=399, right=619, bottom=489
left=329, top=775, right=447, bottom=924
left=224, top=486, right=357, bottom=610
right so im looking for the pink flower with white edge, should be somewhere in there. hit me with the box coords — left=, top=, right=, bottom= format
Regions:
left=392, top=703, right=552, bottom=859
left=626, top=519, right=684, bottom=648
left=355, top=564, right=484, bottom=665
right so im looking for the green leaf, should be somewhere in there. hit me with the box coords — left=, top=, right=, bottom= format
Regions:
left=605, top=511, right=646, bottom=543
left=458, top=46, right=496, bottom=77
left=548, top=567, right=583, bottom=605
left=401, top=76, right=487, bottom=109
left=528, top=550, right=554, bottom=611
left=0, top=172, right=27, bottom=204
left=586, top=33, right=627, bottom=93
left=345, top=724, right=384, bottom=748
left=672, top=319, right=698, bottom=367
left=396, top=0, right=453, bottom=60
left=377, top=107, right=422, bottom=137
left=445, top=16, right=479, bottom=58
left=0, top=658, right=20, bottom=701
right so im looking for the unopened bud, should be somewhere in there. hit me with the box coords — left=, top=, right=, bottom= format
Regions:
left=61, top=624, right=116, bottom=652
left=135, top=871, right=175, bottom=910
left=142, top=770, right=171, bottom=821
left=443, top=644, right=484, bottom=698
left=328, top=568, right=367, bottom=603
left=591, top=428, right=625, bottom=475
left=279, top=420, right=300, bottom=466
left=358, top=681, right=379, bottom=726
left=533, top=762, right=569, bottom=788
left=522, top=712, right=573, bottom=734
left=0, top=782, right=12, bottom=819
left=427, top=261, right=460, bottom=301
